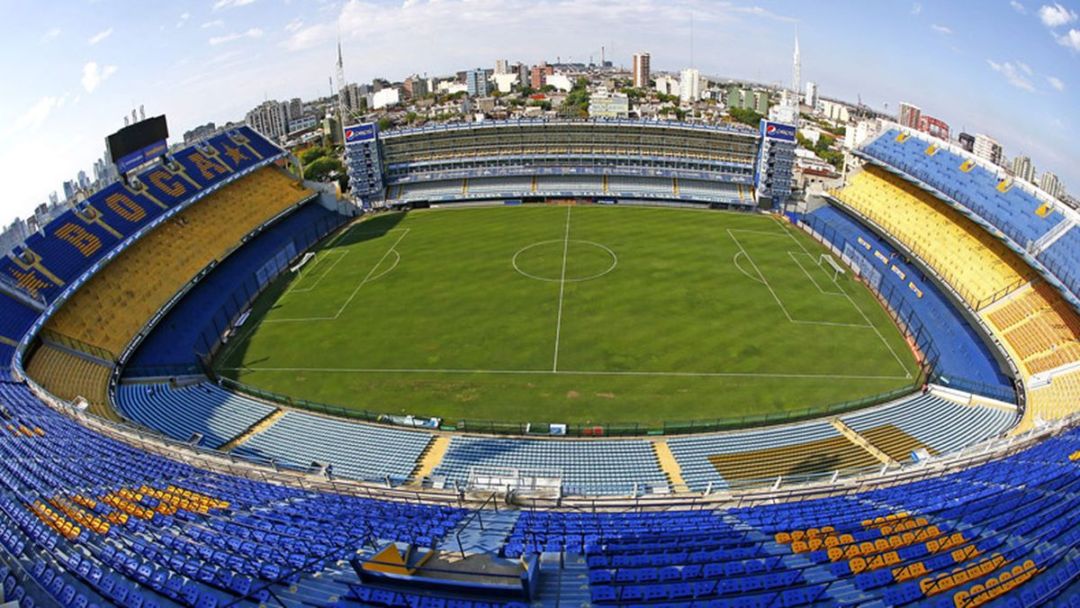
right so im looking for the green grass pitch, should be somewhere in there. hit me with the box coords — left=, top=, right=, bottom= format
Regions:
left=215, top=204, right=921, bottom=427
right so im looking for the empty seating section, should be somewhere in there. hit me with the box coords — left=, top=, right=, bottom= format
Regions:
left=511, top=429, right=1080, bottom=606
left=116, top=383, right=276, bottom=449
left=861, top=128, right=1066, bottom=246
left=395, top=179, right=464, bottom=201
left=669, top=421, right=878, bottom=492
left=669, top=393, right=1017, bottom=492
left=607, top=176, right=675, bottom=197
left=1, top=127, right=280, bottom=303
left=1025, top=369, right=1080, bottom=426
left=1039, top=225, right=1080, bottom=301
left=43, top=167, right=313, bottom=357
left=840, top=393, right=1014, bottom=456
left=431, top=436, right=668, bottom=495
left=23, top=344, right=115, bottom=421
left=0, top=293, right=38, bottom=382
left=831, top=166, right=1034, bottom=309
left=126, top=202, right=345, bottom=371
left=983, top=284, right=1080, bottom=376
left=536, top=175, right=605, bottom=193
left=462, top=176, right=533, bottom=194
left=0, top=381, right=467, bottom=608
left=803, top=205, right=1012, bottom=394
left=233, top=411, right=432, bottom=484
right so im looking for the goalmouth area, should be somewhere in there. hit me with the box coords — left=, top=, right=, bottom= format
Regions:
left=214, top=205, right=922, bottom=431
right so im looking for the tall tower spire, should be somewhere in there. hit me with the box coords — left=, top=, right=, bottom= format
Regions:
left=792, top=29, right=801, bottom=105
left=335, top=37, right=349, bottom=142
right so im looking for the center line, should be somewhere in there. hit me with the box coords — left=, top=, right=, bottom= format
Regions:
left=552, top=206, right=572, bottom=372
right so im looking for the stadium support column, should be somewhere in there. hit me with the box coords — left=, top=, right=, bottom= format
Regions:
left=343, top=122, right=385, bottom=210
left=754, top=120, right=797, bottom=210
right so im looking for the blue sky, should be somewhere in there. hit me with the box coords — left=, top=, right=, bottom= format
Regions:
left=0, top=0, right=1076, bottom=227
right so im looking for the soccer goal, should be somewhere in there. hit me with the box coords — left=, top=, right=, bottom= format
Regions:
left=819, top=254, right=846, bottom=282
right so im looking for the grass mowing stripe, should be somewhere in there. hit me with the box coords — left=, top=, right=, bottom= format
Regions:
left=217, top=206, right=920, bottom=425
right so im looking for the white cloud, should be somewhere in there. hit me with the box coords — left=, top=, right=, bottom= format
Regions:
left=12, top=96, right=63, bottom=133
left=1038, top=3, right=1077, bottom=27
left=209, top=27, right=264, bottom=45
left=930, top=24, right=952, bottom=34
left=911, top=2, right=922, bottom=15
left=1057, top=28, right=1080, bottom=50
left=1017, top=60, right=1033, bottom=75
left=40, top=27, right=61, bottom=43
left=213, top=0, right=257, bottom=10
left=201, top=19, right=225, bottom=28
left=1011, top=0, right=1026, bottom=13
left=987, top=59, right=1035, bottom=91
left=177, top=12, right=191, bottom=28
left=282, top=0, right=789, bottom=53
left=1047, top=76, right=1065, bottom=91
left=81, top=61, right=118, bottom=93
left=285, top=18, right=304, bottom=32
left=87, top=27, right=113, bottom=45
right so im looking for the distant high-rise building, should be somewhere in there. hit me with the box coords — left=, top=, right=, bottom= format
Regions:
left=973, top=134, right=1003, bottom=166
left=530, top=62, right=553, bottom=89
left=753, top=90, right=770, bottom=115
left=342, top=83, right=368, bottom=115
left=516, top=63, right=529, bottom=87
left=958, top=132, right=975, bottom=153
left=494, top=59, right=509, bottom=75
left=465, top=68, right=489, bottom=97
left=183, top=122, right=217, bottom=143
left=245, top=100, right=287, bottom=141
left=285, top=98, right=303, bottom=122
left=1040, top=171, right=1064, bottom=199
left=371, top=88, right=400, bottom=110
left=653, top=75, right=677, bottom=96
left=898, top=102, right=921, bottom=129
left=1011, top=156, right=1036, bottom=183
left=679, top=68, right=700, bottom=102
left=916, top=114, right=950, bottom=140
left=804, top=81, right=818, bottom=109
left=632, top=52, right=650, bottom=88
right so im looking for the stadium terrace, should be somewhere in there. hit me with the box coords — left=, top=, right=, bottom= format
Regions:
left=0, top=116, right=1077, bottom=608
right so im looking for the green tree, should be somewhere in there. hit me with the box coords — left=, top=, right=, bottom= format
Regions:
left=377, top=117, right=393, bottom=132
left=303, top=156, right=343, bottom=182
left=728, top=107, right=764, bottom=127
left=299, top=147, right=328, bottom=165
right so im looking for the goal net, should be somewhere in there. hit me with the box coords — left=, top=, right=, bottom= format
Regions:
left=818, top=254, right=846, bottom=282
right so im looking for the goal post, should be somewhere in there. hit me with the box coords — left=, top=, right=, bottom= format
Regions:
left=818, top=254, right=846, bottom=282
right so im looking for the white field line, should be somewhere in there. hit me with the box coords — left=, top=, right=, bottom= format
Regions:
left=286, top=249, right=350, bottom=295
left=788, top=250, right=844, bottom=296
left=333, top=228, right=411, bottom=318
left=731, top=251, right=765, bottom=284
left=221, top=366, right=912, bottom=381
left=776, top=219, right=913, bottom=378
left=729, top=228, right=872, bottom=329
left=552, top=206, right=572, bottom=372
left=264, top=229, right=410, bottom=323
left=727, top=228, right=794, bottom=322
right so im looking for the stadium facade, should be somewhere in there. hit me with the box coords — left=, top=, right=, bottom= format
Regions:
left=344, top=118, right=793, bottom=209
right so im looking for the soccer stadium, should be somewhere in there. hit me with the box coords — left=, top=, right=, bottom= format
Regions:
left=2, top=15, right=1080, bottom=608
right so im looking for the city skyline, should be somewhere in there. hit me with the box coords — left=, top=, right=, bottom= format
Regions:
left=1, top=0, right=1078, bottom=227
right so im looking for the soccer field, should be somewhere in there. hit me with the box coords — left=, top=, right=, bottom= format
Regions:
left=215, top=204, right=921, bottom=428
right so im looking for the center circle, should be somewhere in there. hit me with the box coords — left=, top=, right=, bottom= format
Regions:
left=512, top=239, right=618, bottom=283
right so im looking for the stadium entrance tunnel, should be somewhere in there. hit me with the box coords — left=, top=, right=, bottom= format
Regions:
left=512, top=239, right=618, bottom=283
